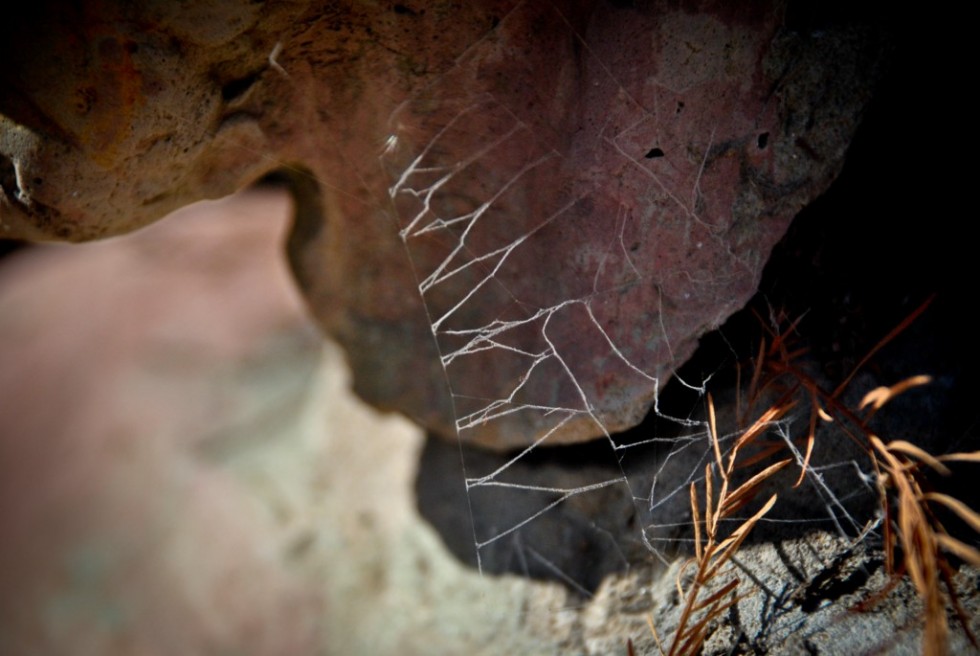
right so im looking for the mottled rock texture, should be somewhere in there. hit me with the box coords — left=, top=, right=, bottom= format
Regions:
left=0, top=1, right=881, bottom=449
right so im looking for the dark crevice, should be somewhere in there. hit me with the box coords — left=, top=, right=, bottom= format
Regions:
left=416, top=434, right=637, bottom=595
left=393, top=4, right=418, bottom=16
left=644, top=147, right=665, bottom=159
left=220, top=71, right=261, bottom=103
left=0, top=152, right=21, bottom=202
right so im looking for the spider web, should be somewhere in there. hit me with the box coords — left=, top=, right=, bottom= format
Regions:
left=376, top=1, right=881, bottom=593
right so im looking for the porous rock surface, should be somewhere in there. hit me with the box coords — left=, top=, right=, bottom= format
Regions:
left=0, top=1, right=881, bottom=448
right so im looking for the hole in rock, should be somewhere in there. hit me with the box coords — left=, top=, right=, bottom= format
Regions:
left=220, top=72, right=261, bottom=102
left=0, top=153, right=20, bottom=200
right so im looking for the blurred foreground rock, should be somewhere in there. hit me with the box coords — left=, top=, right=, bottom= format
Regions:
left=0, top=189, right=569, bottom=655
left=0, top=1, right=883, bottom=449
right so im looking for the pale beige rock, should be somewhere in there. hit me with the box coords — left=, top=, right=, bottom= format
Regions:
left=0, top=189, right=577, bottom=655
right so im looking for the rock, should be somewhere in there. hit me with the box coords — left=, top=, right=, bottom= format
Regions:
left=0, top=190, right=326, bottom=655
left=0, top=2, right=882, bottom=448
left=414, top=86, right=980, bottom=593
left=2, top=188, right=977, bottom=656
left=585, top=533, right=980, bottom=656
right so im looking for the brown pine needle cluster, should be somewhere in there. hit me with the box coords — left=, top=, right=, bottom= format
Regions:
left=648, top=397, right=790, bottom=656
left=868, top=432, right=980, bottom=655
left=643, top=297, right=980, bottom=656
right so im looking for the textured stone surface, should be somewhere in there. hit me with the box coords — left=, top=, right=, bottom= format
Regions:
left=0, top=2, right=881, bottom=448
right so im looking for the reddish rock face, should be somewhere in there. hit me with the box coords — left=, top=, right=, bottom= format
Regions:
left=0, top=1, right=879, bottom=449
